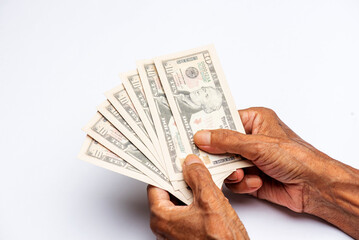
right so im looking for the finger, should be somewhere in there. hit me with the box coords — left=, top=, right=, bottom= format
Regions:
left=182, top=154, right=213, bottom=190
left=238, top=107, right=278, bottom=135
left=147, top=186, right=186, bottom=238
left=239, top=107, right=304, bottom=140
left=147, top=185, right=175, bottom=208
left=224, top=169, right=244, bottom=183
left=194, top=129, right=279, bottom=160
left=182, top=155, right=222, bottom=204
left=225, top=174, right=263, bottom=194
left=238, top=108, right=260, bottom=134
left=239, top=108, right=325, bottom=159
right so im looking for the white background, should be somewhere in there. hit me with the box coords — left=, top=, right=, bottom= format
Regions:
left=0, top=0, right=358, bottom=239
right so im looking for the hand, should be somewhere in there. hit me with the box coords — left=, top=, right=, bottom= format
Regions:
left=194, top=107, right=359, bottom=238
left=195, top=107, right=318, bottom=212
left=147, top=154, right=249, bottom=240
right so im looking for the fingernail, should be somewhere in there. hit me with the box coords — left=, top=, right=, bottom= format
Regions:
left=194, top=130, right=211, bottom=146
left=226, top=171, right=238, bottom=181
left=184, top=154, right=202, bottom=166
left=245, top=177, right=262, bottom=188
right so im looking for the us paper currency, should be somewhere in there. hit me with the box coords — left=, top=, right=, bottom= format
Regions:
left=213, top=171, right=233, bottom=189
left=137, top=60, right=188, bottom=185
left=121, top=71, right=164, bottom=168
left=154, top=45, right=252, bottom=180
left=82, top=112, right=193, bottom=202
left=137, top=59, right=233, bottom=187
left=78, top=135, right=160, bottom=187
left=79, top=135, right=227, bottom=194
left=79, top=135, right=193, bottom=202
left=97, top=100, right=165, bottom=175
left=105, top=84, right=162, bottom=164
left=79, top=45, right=252, bottom=205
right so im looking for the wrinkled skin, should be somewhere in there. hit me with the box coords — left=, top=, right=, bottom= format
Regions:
left=147, top=155, right=249, bottom=240
left=148, top=107, right=359, bottom=239
left=195, top=107, right=359, bottom=238
left=195, top=107, right=324, bottom=213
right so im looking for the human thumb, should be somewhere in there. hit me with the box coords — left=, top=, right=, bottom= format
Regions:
left=182, top=154, right=221, bottom=204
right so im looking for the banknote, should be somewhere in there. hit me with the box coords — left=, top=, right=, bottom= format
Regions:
left=121, top=71, right=164, bottom=167
left=138, top=60, right=232, bottom=186
left=138, top=59, right=196, bottom=188
left=82, top=112, right=193, bottom=203
left=154, top=45, right=252, bottom=180
left=105, top=84, right=161, bottom=164
left=213, top=171, right=233, bottom=189
left=79, top=45, right=254, bottom=205
left=78, top=135, right=160, bottom=188
left=79, top=135, right=192, bottom=202
left=79, top=134, right=227, bottom=197
left=97, top=100, right=165, bottom=175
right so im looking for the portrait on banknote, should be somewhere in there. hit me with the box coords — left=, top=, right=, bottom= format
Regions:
left=174, top=86, right=223, bottom=120
left=155, top=46, right=250, bottom=174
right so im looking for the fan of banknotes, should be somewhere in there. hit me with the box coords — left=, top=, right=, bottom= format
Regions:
left=78, top=45, right=252, bottom=204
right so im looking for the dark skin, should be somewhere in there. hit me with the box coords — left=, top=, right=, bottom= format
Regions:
left=148, top=107, right=359, bottom=239
left=148, top=155, right=249, bottom=240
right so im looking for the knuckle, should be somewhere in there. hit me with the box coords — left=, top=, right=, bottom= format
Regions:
left=195, top=183, right=226, bottom=209
left=252, top=141, right=265, bottom=153
left=150, top=205, right=163, bottom=219
left=250, top=107, right=277, bottom=118
left=252, top=137, right=285, bottom=162
left=261, top=107, right=278, bottom=118
left=196, top=188, right=219, bottom=210
left=254, top=140, right=274, bottom=157
left=187, top=164, right=211, bottom=182
left=241, top=140, right=270, bottom=162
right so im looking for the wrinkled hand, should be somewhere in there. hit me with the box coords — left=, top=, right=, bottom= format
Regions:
left=147, top=154, right=249, bottom=240
left=194, top=107, right=339, bottom=212
left=194, top=107, right=359, bottom=238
